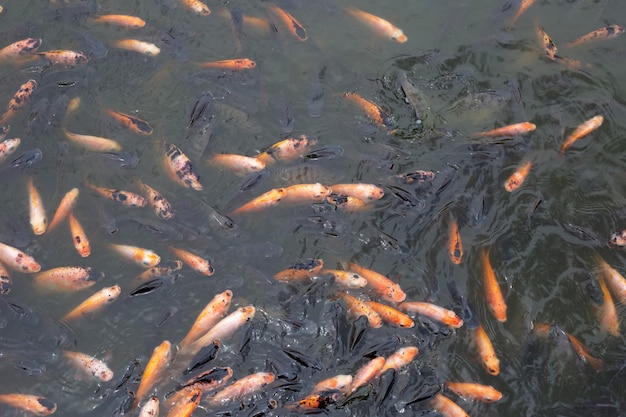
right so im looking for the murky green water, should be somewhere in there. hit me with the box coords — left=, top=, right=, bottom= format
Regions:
left=1, top=0, right=626, bottom=416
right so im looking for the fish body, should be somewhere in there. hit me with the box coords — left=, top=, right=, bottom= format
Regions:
left=197, top=58, right=256, bottom=70
left=504, top=160, right=532, bottom=192
left=343, top=261, right=406, bottom=302
left=48, top=188, right=79, bottom=232
left=448, top=217, right=463, bottom=265
left=28, top=178, right=46, bottom=235
left=311, top=375, right=352, bottom=395
left=0, top=262, right=12, bottom=294
left=274, top=258, right=324, bottom=281
left=170, top=246, right=214, bottom=276
left=345, top=6, right=407, bottom=43
left=0, top=394, right=56, bottom=416
left=536, top=26, right=558, bottom=60
left=165, top=387, right=201, bottom=417
left=208, top=372, right=275, bottom=405
left=0, top=241, right=41, bottom=273
left=350, top=357, right=385, bottom=392
left=378, top=346, right=419, bottom=376
left=328, top=183, right=384, bottom=201
left=209, top=154, right=265, bottom=175
left=180, top=366, right=233, bottom=394
left=567, top=25, right=625, bottom=47
left=135, top=341, right=172, bottom=408
left=37, top=50, right=88, bottom=67
left=364, top=301, right=415, bottom=328
left=481, top=249, right=507, bottom=322
left=109, top=244, right=160, bottom=267
left=282, top=183, right=332, bottom=204
left=326, top=193, right=370, bottom=211
left=114, top=39, right=160, bottom=56
left=138, top=396, right=159, bottom=417
left=85, top=181, right=146, bottom=207
left=68, top=212, right=90, bottom=257
left=140, top=181, right=174, bottom=220
left=0, top=79, right=37, bottom=126
left=181, top=0, right=211, bottom=15
left=431, top=393, right=469, bottom=417
left=187, top=306, right=256, bottom=355
left=398, top=301, right=463, bottom=328
left=509, top=0, right=536, bottom=28
left=64, top=130, right=122, bottom=152
left=559, top=115, right=603, bottom=154
left=0, top=138, right=21, bottom=164
left=292, top=390, right=343, bottom=410
left=105, top=109, right=153, bottom=135
left=445, top=382, right=503, bottom=402
left=473, top=122, right=536, bottom=138
left=231, top=187, right=286, bottom=214
left=34, top=266, right=101, bottom=292
left=256, top=135, right=318, bottom=165
left=565, top=332, right=604, bottom=371
left=343, top=92, right=393, bottom=128
left=595, top=255, right=626, bottom=303
left=474, top=323, right=499, bottom=375
left=164, top=144, right=202, bottom=190
left=63, top=350, right=113, bottom=381
left=266, top=4, right=307, bottom=41
left=323, top=269, right=368, bottom=288
left=337, top=291, right=382, bottom=328
left=0, top=38, right=42, bottom=61
left=63, top=285, right=121, bottom=321
left=90, top=14, right=146, bottom=28
left=596, top=276, right=620, bottom=336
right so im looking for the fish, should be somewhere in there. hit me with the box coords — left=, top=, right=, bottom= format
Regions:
left=0, top=79, right=37, bottom=126
left=291, top=390, right=343, bottom=410
left=68, top=212, right=90, bottom=257
left=134, top=341, right=172, bottom=408
left=164, top=144, right=202, bottom=191
left=397, top=70, right=435, bottom=127
left=0, top=38, right=42, bottom=62
left=34, top=266, right=102, bottom=292
left=473, top=323, right=499, bottom=375
left=377, top=346, right=419, bottom=376
left=559, top=115, right=603, bottom=155
left=180, top=366, right=233, bottom=393
left=27, top=178, right=46, bottom=235
left=0, top=394, right=56, bottom=416
left=36, top=50, right=89, bottom=67
left=595, top=275, right=620, bottom=336
left=170, top=246, right=214, bottom=276
left=345, top=6, right=407, bottom=43
left=105, top=109, right=153, bottom=135
left=208, top=154, right=266, bottom=175
left=96, top=152, right=140, bottom=169
left=445, top=382, right=503, bottom=402
left=196, top=58, right=256, bottom=70
left=398, top=301, right=463, bottom=328
left=328, top=183, right=384, bottom=201
left=62, top=285, right=121, bottom=321
left=63, top=350, right=114, bottom=381
left=343, top=261, right=406, bottom=303
left=337, top=291, right=383, bottom=328
left=0, top=138, right=21, bottom=164
left=322, top=269, right=368, bottom=288
left=448, top=217, right=463, bottom=265
left=565, top=331, right=604, bottom=372
left=138, top=396, right=159, bottom=417
left=363, top=301, right=415, bottom=328
left=181, top=0, right=211, bottom=16
left=186, top=306, right=256, bottom=356
left=350, top=356, right=385, bottom=393
left=47, top=188, right=79, bottom=232
left=0, top=241, right=41, bottom=273
left=536, top=26, right=558, bottom=60
left=256, top=135, right=318, bottom=165
left=566, top=25, right=625, bottom=47
left=509, top=0, right=536, bottom=28
left=89, top=14, right=146, bottom=28
left=274, top=258, right=324, bottom=281
left=282, top=183, right=332, bottom=204
left=138, top=181, right=174, bottom=220
left=504, top=160, right=532, bottom=192
left=431, top=392, right=469, bottom=417
left=134, top=260, right=182, bottom=283
left=396, top=170, right=436, bottom=185
left=472, top=122, right=536, bottom=138
left=595, top=254, right=626, bottom=303
left=266, top=4, right=307, bottom=41
left=109, top=244, right=161, bottom=268
left=114, top=39, right=160, bottom=56
left=183, top=341, right=221, bottom=375
left=311, top=375, right=352, bottom=395
left=207, top=372, right=275, bottom=406
left=228, top=6, right=244, bottom=53
left=0, top=262, right=12, bottom=294
left=609, top=229, right=626, bottom=248
left=63, top=129, right=122, bottom=152
left=85, top=181, right=146, bottom=208
left=481, top=248, right=507, bottom=322
left=231, top=187, right=286, bottom=214
left=0, top=125, right=11, bottom=140
left=342, top=92, right=394, bottom=129
left=166, top=387, right=201, bottom=417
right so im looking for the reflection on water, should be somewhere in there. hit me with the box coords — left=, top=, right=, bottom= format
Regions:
left=1, top=0, right=626, bottom=416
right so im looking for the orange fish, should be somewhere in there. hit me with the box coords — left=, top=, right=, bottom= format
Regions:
left=0, top=137, right=20, bottom=164
left=209, top=153, right=266, bottom=175
left=311, top=375, right=352, bottom=395
left=28, top=177, right=47, bottom=235
left=445, top=381, right=503, bottom=402
left=567, top=25, right=625, bottom=47
left=114, top=39, right=160, bottom=56
left=274, top=258, right=324, bottom=281
left=231, top=187, right=286, bottom=214
left=0, top=241, right=41, bottom=273
left=0, top=79, right=37, bottom=125
left=181, top=0, right=211, bottom=15
left=536, top=26, right=558, bottom=60
left=343, top=92, right=393, bottom=129
left=179, top=290, right=233, bottom=350
left=34, top=266, right=102, bottom=292
left=398, top=301, right=463, bottom=328
left=364, top=301, right=415, bottom=328
left=473, top=323, right=500, bottom=375
left=139, top=181, right=174, bottom=220
left=256, top=135, right=318, bottom=165
left=448, top=217, right=463, bottom=265
left=345, top=6, right=407, bottom=43
left=105, top=109, right=153, bottom=135
left=291, top=390, right=343, bottom=410
left=431, top=393, right=469, bottom=417
left=328, top=183, right=384, bottom=201
left=138, top=396, right=159, bottom=417
left=47, top=187, right=79, bottom=232
left=196, top=58, right=256, bottom=70
left=85, top=181, right=146, bottom=207
left=208, top=372, right=275, bottom=406
left=134, top=260, right=182, bottom=283
left=504, top=160, right=532, bottom=192
left=0, top=394, right=56, bottom=416
left=68, top=212, right=90, bottom=257
left=378, top=346, right=419, bottom=376
left=164, top=144, right=202, bottom=191
left=90, top=14, right=146, bottom=28
left=109, top=243, right=160, bottom=268
left=509, top=0, right=536, bottom=28
left=170, top=246, right=214, bottom=276
left=472, top=122, right=536, bottom=138
left=63, top=350, right=114, bottom=381
left=565, top=332, right=604, bottom=372
left=166, top=387, right=201, bottom=417
left=134, top=341, right=172, bottom=408
left=0, top=262, right=12, bottom=294
left=266, top=4, right=307, bottom=41
left=326, top=194, right=370, bottom=212
left=343, top=261, right=406, bottom=303
left=595, top=254, right=626, bottom=304
left=282, top=183, right=332, bottom=204
left=559, top=115, right=603, bottom=155
left=337, top=292, right=383, bottom=328
left=186, top=306, right=256, bottom=356
left=596, top=275, right=620, bottom=336
left=64, top=129, right=122, bottom=152
left=37, top=50, right=88, bottom=67
left=350, top=356, right=385, bottom=393
left=323, top=269, right=368, bottom=288
left=481, top=248, right=507, bottom=322
left=0, top=38, right=42, bottom=62
left=62, top=285, right=121, bottom=321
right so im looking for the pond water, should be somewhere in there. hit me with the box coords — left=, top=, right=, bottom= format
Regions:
left=1, top=0, right=626, bottom=416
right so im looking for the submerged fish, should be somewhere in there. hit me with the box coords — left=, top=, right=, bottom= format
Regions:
left=345, top=6, right=407, bottom=43
left=566, top=25, right=625, bottom=47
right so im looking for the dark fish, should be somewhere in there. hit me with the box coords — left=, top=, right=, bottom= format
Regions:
left=430, top=164, right=458, bottom=195
left=397, top=70, right=435, bottom=127
left=15, top=360, right=46, bottom=377
left=282, top=347, right=323, bottom=370
left=72, top=28, right=108, bottom=59
left=307, top=79, right=324, bottom=117
left=128, top=278, right=165, bottom=297
left=467, top=190, right=486, bottom=227
left=562, top=223, right=602, bottom=244
left=1, top=149, right=43, bottom=173
left=274, top=97, right=294, bottom=133
left=188, top=90, right=214, bottom=129
left=97, top=152, right=140, bottom=169
left=447, top=281, right=478, bottom=329
left=304, top=146, right=344, bottom=161
left=239, top=171, right=269, bottom=192
left=184, top=340, right=220, bottom=375
left=229, top=6, right=244, bottom=52
left=385, top=185, right=424, bottom=207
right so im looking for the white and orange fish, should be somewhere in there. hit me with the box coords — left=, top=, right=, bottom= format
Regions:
left=566, top=25, right=625, bottom=47
left=105, top=109, right=153, bottom=135
left=68, top=212, right=90, bottom=257
left=328, top=183, right=384, bottom=201
left=595, top=254, right=626, bottom=304
left=323, top=269, right=368, bottom=288
left=109, top=244, right=160, bottom=268
left=186, top=306, right=256, bottom=356
left=504, top=160, right=532, bottom=192
left=0, top=137, right=20, bottom=164
left=179, top=290, right=233, bottom=350
left=266, top=4, right=307, bottom=41
left=445, top=381, right=503, bottom=402
left=311, top=374, right=352, bottom=395
left=85, top=181, right=146, bottom=207
left=337, top=291, right=382, bottom=328
left=448, top=217, right=463, bottom=265
left=0, top=394, right=56, bottom=416
left=0, top=38, right=42, bottom=62
left=473, top=323, right=499, bottom=376
left=134, top=341, right=172, bottom=408
left=208, top=153, right=265, bottom=175
left=481, top=248, right=507, bottom=322
left=231, top=188, right=286, bottom=214
left=166, top=387, right=202, bottom=417
left=559, top=115, right=603, bottom=155
left=472, top=122, right=536, bottom=138
left=196, top=58, right=256, bottom=70
left=63, top=350, right=114, bottom=381
left=364, top=301, right=415, bottom=328
left=139, top=180, right=174, bottom=220
left=0, top=241, right=41, bottom=273
left=398, top=301, right=463, bottom=328
left=431, top=393, right=469, bottom=417
left=350, top=356, right=385, bottom=393
left=0, top=79, right=37, bottom=125
left=170, top=246, right=214, bottom=276
left=114, top=39, right=160, bottom=56
left=342, top=92, right=393, bottom=129
left=64, top=129, right=122, bottom=152
left=28, top=177, right=47, bottom=235
left=208, top=372, right=275, bottom=406
left=138, top=396, right=159, bottom=417
left=282, top=183, right=332, bottom=205
left=274, top=258, right=324, bottom=282
left=345, top=6, right=407, bottom=43
left=90, top=14, right=146, bottom=28
left=62, top=285, right=121, bottom=321
left=164, top=144, right=202, bottom=191
left=47, top=188, right=79, bottom=232
left=326, top=194, right=370, bottom=212
left=37, top=50, right=88, bottom=67
left=377, top=346, right=419, bottom=376
left=181, top=0, right=211, bottom=15
left=343, top=261, right=406, bottom=303
left=536, top=26, right=558, bottom=60
left=595, top=275, right=620, bottom=336
left=256, top=135, right=318, bottom=165
left=34, top=266, right=101, bottom=292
